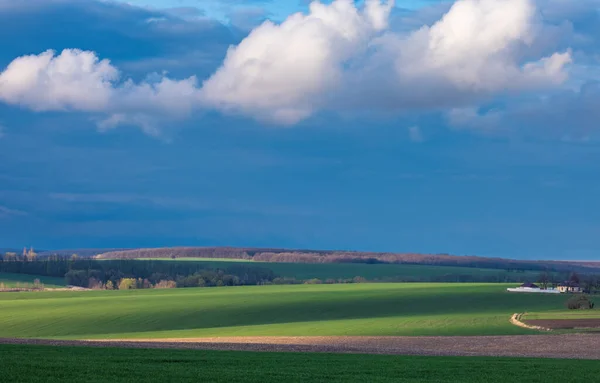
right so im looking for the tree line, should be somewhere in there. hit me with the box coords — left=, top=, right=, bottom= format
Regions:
left=537, top=271, right=600, bottom=294
left=3, top=252, right=600, bottom=289
left=92, top=246, right=600, bottom=274
left=0, top=257, right=277, bottom=289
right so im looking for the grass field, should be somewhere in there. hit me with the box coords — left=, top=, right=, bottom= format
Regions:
left=524, top=309, right=600, bottom=320
left=3, top=344, right=600, bottom=383
left=0, top=283, right=568, bottom=339
left=132, top=258, right=544, bottom=281
left=0, top=272, right=66, bottom=288
left=138, top=257, right=255, bottom=262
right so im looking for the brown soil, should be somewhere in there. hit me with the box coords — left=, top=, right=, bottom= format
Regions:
left=2, top=335, right=600, bottom=359
left=525, top=319, right=600, bottom=329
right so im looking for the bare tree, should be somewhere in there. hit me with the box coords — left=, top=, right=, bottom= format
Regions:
left=569, top=272, right=581, bottom=285
left=537, top=272, right=550, bottom=289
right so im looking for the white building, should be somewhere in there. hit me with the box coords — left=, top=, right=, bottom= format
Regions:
left=507, top=283, right=561, bottom=294
left=557, top=282, right=583, bottom=293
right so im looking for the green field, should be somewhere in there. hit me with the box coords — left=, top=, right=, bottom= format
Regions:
left=0, top=272, right=67, bottom=288
left=2, top=344, right=598, bottom=383
left=524, top=309, right=600, bottom=320
left=0, top=283, right=567, bottom=339
left=138, top=257, right=255, bottom=262
left=132, top=258, right=544, bottom=282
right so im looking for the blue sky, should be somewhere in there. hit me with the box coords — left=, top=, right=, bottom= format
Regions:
left=0, top=0, right=599, bottom=259
left=123, top=0, right=300, bottom=22
left=122, top=0, right=437, bottom=18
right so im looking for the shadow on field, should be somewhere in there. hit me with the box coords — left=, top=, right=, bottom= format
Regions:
left=0, top=284, right=567, bottom=338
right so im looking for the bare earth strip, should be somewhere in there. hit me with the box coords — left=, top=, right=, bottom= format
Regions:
left=525, top=319, right=600, bottom=329
left=2, top=335, right=600, bottom=359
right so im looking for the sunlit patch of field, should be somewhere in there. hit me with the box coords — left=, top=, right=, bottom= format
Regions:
left=0, top=283, right=566, bottom=339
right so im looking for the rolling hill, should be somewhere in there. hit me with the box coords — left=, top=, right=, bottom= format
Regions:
left=0, top=283, right=567, bottom=339
left=90, top=246, right=600, bottom=274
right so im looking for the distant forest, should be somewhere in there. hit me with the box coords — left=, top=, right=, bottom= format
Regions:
left=2, top=248, right=600, bottom=289
left=0, top=257, right=277, bottom=289
left=92, top=246, right=600, bottom=274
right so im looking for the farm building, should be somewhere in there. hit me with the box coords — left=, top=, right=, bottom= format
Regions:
left=520, top=283, right=539, bottom=288
left=557, top=282, right=582, bottom=293
left=506, top=283, right=560, bottom=294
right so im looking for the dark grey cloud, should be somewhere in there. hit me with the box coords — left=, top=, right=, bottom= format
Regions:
left=0, top=0, right=237, bottom=77
left=448, top=80, right=600, bottom=141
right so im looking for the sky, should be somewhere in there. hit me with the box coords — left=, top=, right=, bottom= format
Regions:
left=0, top=0, right=599, bottom=260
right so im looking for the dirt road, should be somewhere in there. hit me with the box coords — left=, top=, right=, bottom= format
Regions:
left=2, top=334, right=600, bottom=359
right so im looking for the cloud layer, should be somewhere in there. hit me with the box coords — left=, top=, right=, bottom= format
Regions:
left=0, top=0, right=586, bottom=130
left=201, top=0, right=573, bottom=123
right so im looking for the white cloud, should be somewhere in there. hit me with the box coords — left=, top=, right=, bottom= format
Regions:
left=96, top=113, right=161, bottom=136
left=0, top=49, right=202, bottom=131
left=0, top=0, right=585, bottom=131
left=365, top=0, right=395, bottom=30
left=200, top=0, right=395, bottom=124
left=115, top=74, right=201, bottom=118
left=0, top=49, right=118, bottom=112
left=395, top=0, right=570, bottom=91
left=201, top=0, right=572, bottom=124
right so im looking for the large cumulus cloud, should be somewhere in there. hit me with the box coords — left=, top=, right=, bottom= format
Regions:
left=0, top=49, right=202, bottom=135
left=201, top=0, right=572, bottom=124
left=0, top=49, right=119, bottom=112
left=0, top=0, right=235, bottom=134
left=0, top=0, right=592, bottom=131
left=201, top=0, right=395, bottom=124
left=394, top=0, right=570, bottom=91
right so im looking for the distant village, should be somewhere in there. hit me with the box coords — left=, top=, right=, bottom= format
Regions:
left=507, top=281, right=583, bottom=294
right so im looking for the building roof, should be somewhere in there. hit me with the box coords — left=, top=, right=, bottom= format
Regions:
left=520, top=282, right=539, bottom=288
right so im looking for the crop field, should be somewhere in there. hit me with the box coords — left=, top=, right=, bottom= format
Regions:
left=522, top=308, right=600, bottom=330
left=132, top=258, right=544, bottom=281
left=0, top=283, right=567, bottom=339
left=3, top=344, right=600, bottom=383
left=0, top=272, right=66, bottom=288
left=138, top=257, right=255, bottom=263
left=524, top=310, right=600, bottom=320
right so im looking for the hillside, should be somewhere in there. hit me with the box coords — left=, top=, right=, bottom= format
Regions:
left=0, top=283, right=566, bottom=339
left=94, top=246, right=600, bottom=273
left=38, top=249, right=126, bottom=257
left=139, top=259, right=549, bottom=283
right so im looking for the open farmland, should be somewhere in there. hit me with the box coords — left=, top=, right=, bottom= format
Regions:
left=0, top=272, right=66, bottom=288
left=522, top=309, right=600, bottom=330
left=139, top=257, right=255, bottom=263
left=524, top=310, right=600, bottom=320
left=3, top=344, right=600, bottom=383
left=0, top=283, right=567, bottom=339
left=132, top=258, right=547, bottom=282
